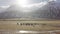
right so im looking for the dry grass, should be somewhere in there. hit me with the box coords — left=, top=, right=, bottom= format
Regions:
left=0, top=19, right=60, bottom=31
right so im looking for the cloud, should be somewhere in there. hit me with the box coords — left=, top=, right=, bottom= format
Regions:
left=0, top=5, right=10, bottom=13
left=49, top=0, right=57, bottom=1
left=23, top=1, right=48, bottom=8
left=22, top=0, right=57, bottom=8
left=0, top=5, right=10, bottom=8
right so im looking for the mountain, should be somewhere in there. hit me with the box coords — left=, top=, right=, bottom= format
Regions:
left=0, top=1, right=60, bottom=19
left=31, top=1, right=60, bottom=19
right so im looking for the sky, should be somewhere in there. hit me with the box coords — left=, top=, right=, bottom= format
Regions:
left=0, top=0, right=49, bottom=6
left=0, top=0, right=58, bottom=10
left=0, top=0, right=59, bottom=6
left=0, top=0, right=49, bottom=10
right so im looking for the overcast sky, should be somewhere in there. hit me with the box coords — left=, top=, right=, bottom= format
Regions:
left=0, top=0, right=59, bottom=9
left=0, top=0, right=60, bottom=6
left=0, top=0, right=49, bottom=6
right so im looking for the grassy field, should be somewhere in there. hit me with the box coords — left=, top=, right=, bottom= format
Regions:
left=0, top=19, right=60, bottom=31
